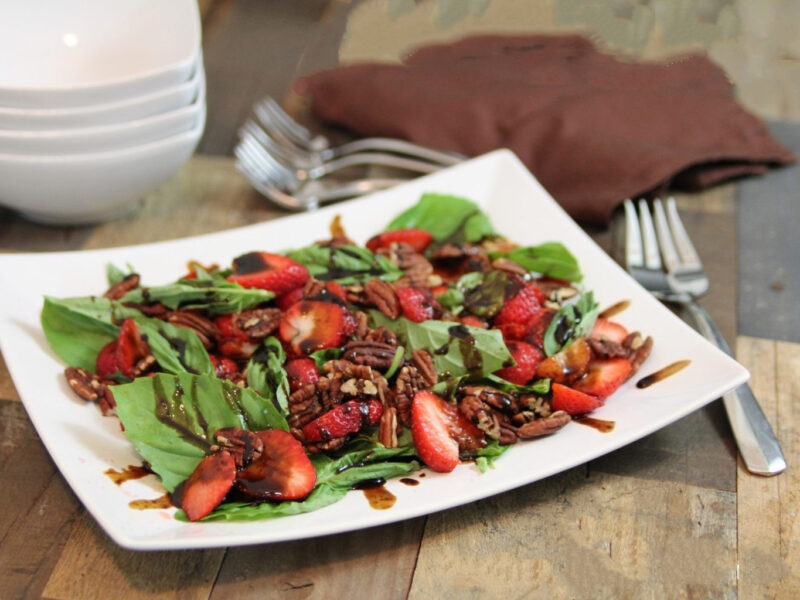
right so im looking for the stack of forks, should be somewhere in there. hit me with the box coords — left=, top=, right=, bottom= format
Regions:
left=234, top=97, right=464, bottom=211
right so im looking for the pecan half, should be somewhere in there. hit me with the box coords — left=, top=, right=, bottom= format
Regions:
left=628, top=335, right=654, bottom=377
left=380, top=242, right=434, bottom=287
left=167, top=310, right=220, bottom=349
left=64, top=367, right=116, bottom=416
left=411, top=349, right=437, bottom=387
left=214, top=427, right=263, bottom=468
left=394, top=364, right=428, bottom=426
left=516, top=411, right=571, bottom=439
left=121, top=301, right=169, bottom=318
left=459, top=394, right=501, bottom=439
left=342, top=340, right=398, bottom=370
left=364, top=326, right=398, bottom=346
left=364, top=278, right=400, bottom=318
left=498, top=422, right=518, bottom=445
left=234, top=308, right=282, bottom=339
left=323, top=360, right=375, bottom=382
left=587, top=337, right=629, bottom=359
left=519, top=394, right=552, bottom=418
left=287, top=378, right=343, bottom=430
left=379, top=405, right=398, bottom=448
left=104, top=273, right=140, bottom=300
left=461, top=385, right=518, bottom=414
left=303, top=278, right=326, bottom=298
left=490, top=257, right=527, bottom=276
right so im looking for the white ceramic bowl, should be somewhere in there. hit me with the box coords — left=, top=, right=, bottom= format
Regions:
left=0, top=0, right=200, bottom=109
left=0, top=58, right=204, bottom=130
left=0, top=110, right=205, bottom=224
left=0, top=75, right=206, bottom=154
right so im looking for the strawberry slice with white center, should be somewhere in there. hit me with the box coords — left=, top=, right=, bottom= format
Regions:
left=590, top=318, right=629, bottom=344
left=412, top=390, right=485, bottom=473
left=227, top=251, right=309, bottom=296
left=572, top=357, right=633, bottom=399
left=279, top=299, right=354, bottom=355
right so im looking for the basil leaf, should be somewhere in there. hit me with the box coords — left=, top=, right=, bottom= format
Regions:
left=369, top=312, right=512, bottom=379
left=501, top=242, right=582, bottom=282
left=113, top=373, right=289, bottom=492
left=246, top=337, right=290, bottom=413
left=120, top=279, right=273, bottom=315
left=434, top=288, right=464, bottom=314
left=309, top=347, right=343, bottom=371
left=475, top=440, right=512, bottom=472
left=136, top=318, right=214, bottom=376
left=285, top=244, right=402, bottom=285
left=386, top=193, right=496, bottom=244
left=485, top=374, right=551, bottom=395
left=40, top=296, right=143, bottom=371
left=462, top=270, right=508, bottom=318
left=106, top=263, right=129, bottom=287
left=543, top=292, right=599, bottom=356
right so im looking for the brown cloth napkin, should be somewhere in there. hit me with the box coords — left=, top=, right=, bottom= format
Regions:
left=295, top=34, right=795, bottom=226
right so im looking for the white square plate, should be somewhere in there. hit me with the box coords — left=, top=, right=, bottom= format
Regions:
left=0, top=150, right=748, bottom=550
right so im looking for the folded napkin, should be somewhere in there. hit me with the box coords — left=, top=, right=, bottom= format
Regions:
left=295, top=34, right=795, bottom=226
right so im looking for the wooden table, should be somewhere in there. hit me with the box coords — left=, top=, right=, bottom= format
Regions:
left=1, top=2, right=799, bottom=598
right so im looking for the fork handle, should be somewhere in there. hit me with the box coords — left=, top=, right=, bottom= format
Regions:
left=321, top=138, right=464, bottom=166
left=683, top=301, right=786, bottom=475
left=309, top=153, right=443, bottom=178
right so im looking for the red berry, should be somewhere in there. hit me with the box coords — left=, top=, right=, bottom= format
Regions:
left=276, top=287, right=304, bottom=311
left=494, top=283, right=545, bottom=327
left=279, top=300, right=354, bottom=355
left=590, top=318, right=629, bottom=344
left=214, top=314, right=259, bottom=360
left=209, top=354, right=240, bottom=380
left=96, top=319, right=150, bottom=379
left=366, top=228, right=434, bottom=254
left=524, top=308, right=557, bottom=350
left=494, top=341, right=542, bottom=385
left=234, top=429, right=316, bottom=501
left=460, top=314, right=488, bottom=329
left=180, top=450, right=237, bottom=521
left=285, top=358, right=320, bottom=392
left=395, top=286, right=434, bottom=322
left=227, top=252, right=309, bottom=297
left=301, top=399, right=383, bottom=442
left=411, top=391, right=485, bottom=473
left=572, top=358, right=633, bottom=399
left=550, top=383, right=603, bottom=416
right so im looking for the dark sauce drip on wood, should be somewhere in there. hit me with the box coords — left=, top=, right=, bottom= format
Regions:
left=400, top=478, right=419, bottom=486
left=636, top=359, right=691, bottom=389
left=129, top=493, right=173, bottom=510
left=599, top=299, right=631, bottom=319
left=358, top=482, right=397, bottom=510
left=104, top=464, right=150, bottom=485
left=574, top=416, right=616, bottom=433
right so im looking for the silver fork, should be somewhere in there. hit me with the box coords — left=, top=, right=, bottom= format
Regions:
left=235, top=142, right=402, bottom=211
left=254, top=96, right=465, bottom=166
left=625, top=198, right=786, bottom=476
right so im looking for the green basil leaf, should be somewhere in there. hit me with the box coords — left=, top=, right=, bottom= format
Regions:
left=386, top=193, right=496, bottom=244
left=106, top=263, right=129, bottom=287
left=475, top=440, right=512, bottom=472
left=246, top=337, right=290, bottom=413
left=309, top=347, right=343, bottom=371
left=434, top=288, right=464, bottom=314
left=136, top=318, right=214, bottom=376
left=113, top=373, right=289, bottom=492
left=285, top=244, right=402, bottom=285
left=462, top=270, right=509, bottom=318
left=369, top=312, right=512, bottom=379
left=120, top=279, right=273, bottom=315
left=485, top=374, right=551, bottom=395
left=40, top=296, right=143, bottom=371
left=503, top=242, right=582, bottom=282
left=543, top=292, right=599, bottom=356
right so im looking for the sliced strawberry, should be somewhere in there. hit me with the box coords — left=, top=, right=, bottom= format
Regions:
left=285, top=358, right=320, bottom=392
left=209, top=354, right=240, bottom=380
left=493, top=283, right=545, bottom=327
left=366, top=228, right=434, bottom=254
left=412, top=391, right=485, bottom=473
left=550, top=383, right=603, bottom=416
left=234, top=429, right=316, bottom=501
left=495, top=322, right=529, bottom=342
left=279, top=300, right=354, bottom=355
left=590, top=318, right=629, bottom=344
left=572, top=358, right=633, bottom=399
left=301, top=399, right=383, bottom=442
left=535, top=338, right=591, bottom=384
left=180, top=450, right=236, bottom=521
left=96, top=319, right=150, bottom=379
left=277, top=286, right=304, bottom=311
left=214, top=313, right=259, bottom=360
left=395, top=286, right=434, bottom=322
left=460, top=314, right=488, bottom=329
left=494, top=340, right=542, bottom=385
left=524, top=308, right=557, bottom=350
left=227, top=252, right=309, bottom=296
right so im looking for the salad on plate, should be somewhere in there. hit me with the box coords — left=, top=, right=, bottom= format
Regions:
left=42, top=194, right=652, bottom=522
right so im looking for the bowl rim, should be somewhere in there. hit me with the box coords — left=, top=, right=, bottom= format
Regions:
left=0, top=0, right=201, bottom=94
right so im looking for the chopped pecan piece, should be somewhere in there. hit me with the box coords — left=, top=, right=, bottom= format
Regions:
left=354, top=311, right=369, bottom=339
left=490, top=257, right=527, bottom=276
left=364, top=326, right=398, bottom=346
left=394, top=364, right=428, bottom=426
left=379, top=405, right=398, bottom=448
left=323, top=360, right=375, bottom=382
left=519, top=394, right=552, bottom=418
left=234, top=308, right=282, bottom=339
left=303, top=278, right=326, bottom=298
left=379, top=242, right=434, bottom=287
left=340, top=377, right=379, bottom=396
left=104, top=273, right=140, bottom=300
left=515, top=411, right=571, bottom=439
left=342, top=340, right=398, bottom=370
left=459, top=394, right=501, bottom=439
left=364, top=278, right=400, bottom=318
left=287, top=378, right=343, bottom=430
left=64, top=367, right=116, bottom=416
left=587, top=337, right=629, bottom=359
left=121, top=301, right=169, bottom=318
left=214, top=427, right=264, bottom=468
left=167, top=310, right=220, bottom=349
left=461, top=385, right=518, bottom=414
left=305, top=437, right=348, bottom=454
left=411, top=349, right=437, bottom=387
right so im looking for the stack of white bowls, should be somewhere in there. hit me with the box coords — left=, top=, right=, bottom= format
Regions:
left=0, top=0, right=205, bottom=224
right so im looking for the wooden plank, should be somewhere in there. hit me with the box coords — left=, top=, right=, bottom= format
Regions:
left=0, top=353, right=19, bottom=402
left=211, top=518, right=426, bottom=599
left=42, top=513, right=224, bottom=600
left=408, top=467, right=736, bottom=599
left=737, top=336, right=800, bottom=598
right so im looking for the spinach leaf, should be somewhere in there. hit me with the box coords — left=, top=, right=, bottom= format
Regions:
left=40, top=296, right=143, bottom=371
left=120, top=277, right=273, bottom=315
left=386, top=193, right=495, bottom=244
left=246, top=337, right=290, bottom=413
left=136, top=318, right=214, bottom=376
left=369, top=312, right=512, bottom=379
left=543, top=292, right=599, bottom=356
left=496, top=242, right=582, bottom=282
left=285, top=244, right=402, bottom=285
left=195, top=444, right=419, bottom=522
left=113, top=373, right=288, bottom=492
